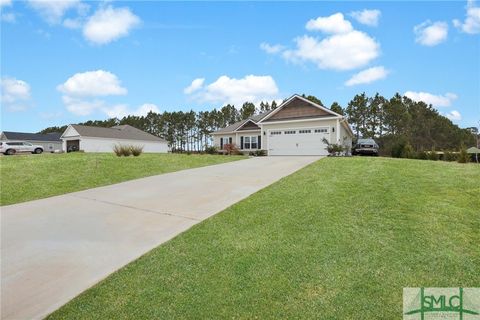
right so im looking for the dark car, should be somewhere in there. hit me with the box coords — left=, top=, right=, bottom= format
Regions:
left=353, top=138, right=379, bottom=156
left=67, top=145, right=79, bottom=153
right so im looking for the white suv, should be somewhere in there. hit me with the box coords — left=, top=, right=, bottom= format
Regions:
left=0, top=141, right=44, bottom=155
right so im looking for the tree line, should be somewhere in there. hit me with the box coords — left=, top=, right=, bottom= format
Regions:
left=40, top=93, right=475, bottom=155
left=338, top=93, right=475, bottom=156
left=40, top=101, right=279, bottom=152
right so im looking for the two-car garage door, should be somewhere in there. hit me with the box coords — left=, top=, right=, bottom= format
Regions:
left=268, top=127, right=330, bottom=156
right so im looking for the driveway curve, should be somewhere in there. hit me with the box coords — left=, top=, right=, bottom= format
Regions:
left=1, top=156, right=320, bottom=320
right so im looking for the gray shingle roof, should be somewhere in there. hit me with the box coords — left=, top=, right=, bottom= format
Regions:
left=69, top=124, right=166, bottom=142
left=1, top=131, right=62, bottom=142
left=212, top=111, right=271, bottom=134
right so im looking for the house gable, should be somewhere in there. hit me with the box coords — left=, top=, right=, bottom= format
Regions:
left=61, top=125, right=80, bottom=138
left=236, top=120, right=260, bottom=131
left=260, top=95, right=340, bottom=123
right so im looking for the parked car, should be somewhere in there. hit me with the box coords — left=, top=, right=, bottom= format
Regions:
left=0, top=141, right=44, bottom=155
left=352, top=138, right=379, bottom=156
left=67, top=145, right=79, bottom=152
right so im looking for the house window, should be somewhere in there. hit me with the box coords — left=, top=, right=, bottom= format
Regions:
left=244, top=136, right=250, bottom=149
left=243, top=136, right=258, bottom=149
left=251, top=136, right=258, bottom=149
left=270, top=131, right=282, bottom=135
left=284, top=130, right=296, bottom=135
left=298, top=129, right=311, bottom=134
left=314, top=128, right=328, bottom=133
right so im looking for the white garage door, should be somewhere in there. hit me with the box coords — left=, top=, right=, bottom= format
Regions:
left=268, top=127, right=330, bottom=156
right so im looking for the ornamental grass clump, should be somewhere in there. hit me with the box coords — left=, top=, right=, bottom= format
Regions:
left=130, top=145, right=144, bottom=157
left=113, top=144, right=133, bottom=157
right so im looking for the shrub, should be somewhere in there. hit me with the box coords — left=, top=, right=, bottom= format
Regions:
left=130, top=145, right=143, bottom=157
left=205, top=145, right=218, bottom=155
left=322, top=138, right=345, bottom=156
left=443, top=151, right=457, bottom=162
left=416, top=150, right=428, bottom=160
left=457, top=147, right=470, bottom=163
left=401, top=143, right=415, bottom=159
left=391, top=142, right=405, bottom=158
left=427, top=149, right=439, bottom=161
left=224, top=143, right=241, bottom=155
left=249, top=150, right=267, bottom=156
left=113, top=144, right=131, bottom=157
left=113, top=144, right=143, bottom=156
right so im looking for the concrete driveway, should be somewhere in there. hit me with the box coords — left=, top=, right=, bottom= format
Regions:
left=1, top=156, right=320, bottom=320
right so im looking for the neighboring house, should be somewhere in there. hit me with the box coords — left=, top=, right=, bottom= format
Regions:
left=211, top=94, right=354, bottom=156
left=0, top=131, right=63, bottom=152
left=61, top=124, right=168, bottom=153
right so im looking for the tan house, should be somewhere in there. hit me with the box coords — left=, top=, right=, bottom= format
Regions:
left=211, top=94, right=354, bottom=156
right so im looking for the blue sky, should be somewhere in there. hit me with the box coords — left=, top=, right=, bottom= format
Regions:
left=1, top=1, right=479, bottom=132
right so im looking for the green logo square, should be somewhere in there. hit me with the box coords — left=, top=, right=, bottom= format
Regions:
left=404, top=288, right=480, bottom=320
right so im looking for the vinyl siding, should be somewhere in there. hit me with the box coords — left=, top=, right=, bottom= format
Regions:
left=62, top=137, right=168, bottom=153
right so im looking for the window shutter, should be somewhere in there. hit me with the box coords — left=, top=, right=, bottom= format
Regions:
left=220, top=137, right=223, bottom=149
left=258, top=135, right=261, bottom=149
left=240, top=136, right=244, bottom=149
left=229, top=137, right=232, bottom=144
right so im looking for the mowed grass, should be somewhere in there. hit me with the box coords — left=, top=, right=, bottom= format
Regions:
left=0, top=153, right=245, bottom=206
left=47, top=157, right=480, bottom=319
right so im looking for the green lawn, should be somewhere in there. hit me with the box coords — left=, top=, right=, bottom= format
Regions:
left=0, top=153, right=245, bottom=206
left=47, top=157, right=480, bottom=319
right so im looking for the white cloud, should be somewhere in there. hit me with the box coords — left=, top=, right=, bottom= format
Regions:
left=350, top=9, right=381, bottom=27
left=186, top=75, right=279, bottom=107
left=445, top=110, right=462, bottom=121
left=345, top=66, right=388, bottom=86
left=28, top=0, right=81, bottom=24
left=453, top=0, right=480, bottom=34
left=83, top=6, right=140, bottom=45
left=306, top=13, right=353, bottom=34
left=102, top=103, right=160, bottom=118
left=62, top=96, right=105, bottom=116
left=283, top=31, right=380, bottom=71
left=1, top=77, right=32, bottom=112
left=260, top=42, right=285, bottom=54
left=1, top=12, right=15, bottom=23
left=183, top=78, right=205, bottom=94
left=404, top=91, right=458, bottom=107
left=414, top=20, right=448, bottom=46
left=59, top=70, right=128, bottom=116
left=58, top=70, right=157, bottom=118
left=0, top=0, right=12, bottom=7
left=263, top=12, right=381, bottom=71
left=58, top=70, right=127, bottom=97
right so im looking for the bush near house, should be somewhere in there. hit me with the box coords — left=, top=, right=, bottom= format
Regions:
left=204, top=146, right=218, bottom=155
left=400, top=143, right=415, bottom=159
left=249, top=150, right=267, bottom=156
left=113, top=145, right=144, bottom=157
left=427, top=149, right=439, bottom=161
left=223, top=143, right=241, bottom=155
left=113, top=145, right=131, bottom=157
left=130, top=145, right=143, bottom=157
left=457, top=147, right=470, bottom=163
left=322, top=138, right=346, bottom=156
left=443, top=151, right=457, bottom=162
